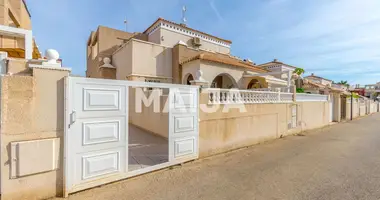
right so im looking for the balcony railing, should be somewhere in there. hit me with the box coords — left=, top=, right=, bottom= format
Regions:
left=205, top=88, right=293, bottom=104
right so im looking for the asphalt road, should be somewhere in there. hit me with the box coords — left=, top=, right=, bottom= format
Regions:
left=60, top=113, right=380, bottom=200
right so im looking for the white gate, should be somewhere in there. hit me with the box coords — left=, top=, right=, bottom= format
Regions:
left=64, top=77, right=199, bottom=195
left=169, top=88, right=199, bottom=162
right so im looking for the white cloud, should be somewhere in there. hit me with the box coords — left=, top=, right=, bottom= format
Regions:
left=208, top=0, right=224, bottom=22
left=228, top=0, right=380, bottom=84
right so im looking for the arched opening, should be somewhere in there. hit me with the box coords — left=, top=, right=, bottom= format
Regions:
left=183, top=73, right=194, bottom=85
left=247, top=79, right=263, bottom=89
left=211, top=74, right=237, bottom=89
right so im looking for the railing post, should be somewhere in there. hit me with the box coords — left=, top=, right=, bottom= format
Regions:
left=215, top=90, right=220, bottom=104
left=208, top=90, right=212, bottom=104
left=238, top=90, right=242, bottom=103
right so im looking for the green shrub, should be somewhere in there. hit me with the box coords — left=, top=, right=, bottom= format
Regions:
left=296, top=88, right=305, bottom=93
left=351, top=92, right=360, bottom=99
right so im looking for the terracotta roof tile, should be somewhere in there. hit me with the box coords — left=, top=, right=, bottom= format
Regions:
left=304, top=80, right=347, bottom=93
left=180, top=52, right=268, bottom=73
left=304, top=80, right=326, bottom=89
left=143, top=18, right=232, bottom=44
left=304, top=74, right=332, bottom=82
left=257, top=60, right=297, bottom=69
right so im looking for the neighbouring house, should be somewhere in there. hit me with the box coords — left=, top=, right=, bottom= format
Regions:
left=304, top=73, right=332, bottom=86
left=364, top=82, right=380, bottom=99
left=299, top=73, right=331, bottom=94
left=256, top=59, right=296, bottom=78
left=0, top=0, right=41, bottom=60
left=86, top=18, right=290, bottom=90
left=302, top=73, right=348, bottom=94
left=301, top=73, right=352, bottom=122
left=350, top=84, right=366, bottom=96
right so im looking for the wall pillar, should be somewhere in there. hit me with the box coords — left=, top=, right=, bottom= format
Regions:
left=190, top=70, right=210, bottom=88
left=333, top=93, right=341, bottom=122
left=0, top=49, right=71, bottom=200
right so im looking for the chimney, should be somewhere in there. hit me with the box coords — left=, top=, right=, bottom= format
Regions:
left=273, top=59, right=278, bottom=62
left=311, top=73, right=315, bottom=76
left=180, top=23, right=187, bottom=27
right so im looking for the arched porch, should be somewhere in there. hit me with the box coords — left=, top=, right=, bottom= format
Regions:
left=211, top=73, right=238, bottom=89
left=183, top=73, right=194, bottom=85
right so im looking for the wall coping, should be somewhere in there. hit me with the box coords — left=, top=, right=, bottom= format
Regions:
left=113, top=38, right=172, bottom=55
left=29, top=64, right=71, bottom=72
left=99, top=66, right=116, bottom=69
left=126, top=73, right=173, bottom=79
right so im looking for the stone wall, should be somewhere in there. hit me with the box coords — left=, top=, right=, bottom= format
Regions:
left=0, top=66, right=69, bottom=200
left=198, top=92, right=330, bottom=157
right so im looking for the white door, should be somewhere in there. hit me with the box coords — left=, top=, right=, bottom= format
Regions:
left=65, top=78, right=128, bottom=192
left=168, top=88, right=199, bottom=162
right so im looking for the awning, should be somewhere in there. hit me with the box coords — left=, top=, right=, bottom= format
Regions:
left=243, top=71, right=289, bottom=86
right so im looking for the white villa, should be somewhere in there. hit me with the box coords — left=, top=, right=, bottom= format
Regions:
left=86, top=18, right=293, bottom=90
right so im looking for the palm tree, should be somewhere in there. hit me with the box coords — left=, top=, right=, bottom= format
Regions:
left=337, top=80, right=349, bottom=87
left=294, top=68, right=305, bottom=76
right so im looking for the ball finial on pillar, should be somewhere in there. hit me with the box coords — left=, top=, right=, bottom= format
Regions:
left=103, top=57, right=111, bottom=64
left=195, top=70, right=204, bottom=81
left=100, top=57, right=114, bottom=68
left=45, top=49, right=60, bottom=65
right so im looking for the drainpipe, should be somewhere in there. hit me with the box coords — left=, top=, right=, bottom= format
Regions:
left=350, top=91, right=353, bottom=121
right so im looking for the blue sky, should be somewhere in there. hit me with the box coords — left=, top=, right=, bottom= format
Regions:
left=27, top=0, right=380, bottom=85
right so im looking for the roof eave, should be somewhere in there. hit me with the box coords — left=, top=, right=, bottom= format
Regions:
left=143, top=18, right=232, bottom=44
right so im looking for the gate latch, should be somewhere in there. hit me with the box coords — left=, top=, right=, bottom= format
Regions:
left=70, top=110, right=77, bottom=124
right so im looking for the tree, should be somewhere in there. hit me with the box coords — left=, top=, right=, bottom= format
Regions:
left=294, top=68, right=305, bottom=76
left=336, top=80, right=349, bottom=87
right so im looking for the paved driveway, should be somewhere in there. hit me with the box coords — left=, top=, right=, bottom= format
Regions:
left=59, top=113, right=380, bottom=200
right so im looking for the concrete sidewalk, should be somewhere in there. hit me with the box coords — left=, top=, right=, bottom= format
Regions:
left=57, top=113, right=380, bottom=200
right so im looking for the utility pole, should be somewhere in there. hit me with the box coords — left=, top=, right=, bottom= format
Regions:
left=350, top=91, right=353, bottom=121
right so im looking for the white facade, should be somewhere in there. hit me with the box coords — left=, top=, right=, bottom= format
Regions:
left=261, top=64, right=296, bottom=80
left=145, top=20, right=231, bottom=54
left=305, top=76, right=332, bottom=87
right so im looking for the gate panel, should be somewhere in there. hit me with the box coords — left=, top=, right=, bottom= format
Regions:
left=169, top=88, right=199, bottom=162
left=65, top=77, right=199, bottom=195
left=65, top=78, right=128, bottom=193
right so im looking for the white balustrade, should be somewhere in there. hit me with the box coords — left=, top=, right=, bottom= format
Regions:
left=295, top=93, right=329, bottom=102
left=250, top=87, right=290, bottom=92
left=205, top=88, right=293, bottom=104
